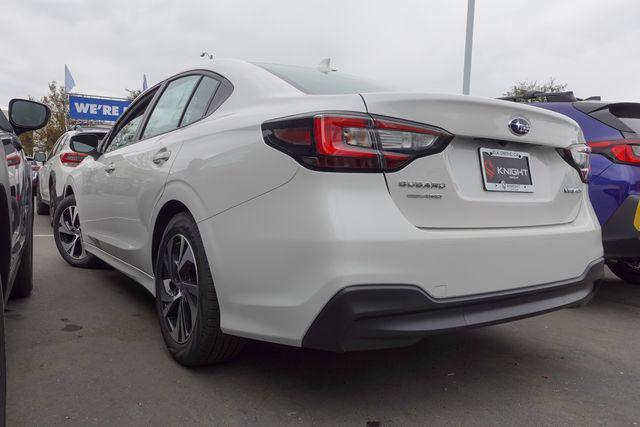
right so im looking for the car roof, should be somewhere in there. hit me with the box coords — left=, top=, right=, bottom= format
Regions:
left=139, top=59, right=309, bottom=101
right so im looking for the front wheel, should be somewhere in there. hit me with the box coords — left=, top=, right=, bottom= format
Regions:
left=53, top=195, right=99, bottom=268
left=608, top=260, right=640, bottom=284
left=155, top=212, right=244, bottom=366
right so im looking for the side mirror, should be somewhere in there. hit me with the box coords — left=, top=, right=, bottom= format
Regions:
left=8, top=99, right=51, bottom=135
left=33, top=152, right=47, bottom=163
left=69, top=133, right=100, bottom=157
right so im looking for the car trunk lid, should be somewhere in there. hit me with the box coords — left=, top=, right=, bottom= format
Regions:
left=361, top=93, right=585, bottom=229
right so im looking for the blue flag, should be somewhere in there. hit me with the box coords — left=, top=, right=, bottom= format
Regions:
left=64, top=64, right=76, bottom=92
left=143, top=74, right=148, bottom=91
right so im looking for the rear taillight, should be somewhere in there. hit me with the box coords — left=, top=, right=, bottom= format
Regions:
left=262, top=113, right=452, bottom=172
left=60, top=152, right=88, bottom=166
left=558, top=144, right=591, bottom=183
left=6, top=154, right=20, bottom=167
left=588, top=139, right=640, bottom=165
left=31, top=164, right=41, bottom=172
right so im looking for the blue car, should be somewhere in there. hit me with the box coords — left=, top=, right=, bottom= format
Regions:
left=504, top=92, right=640, bottom=283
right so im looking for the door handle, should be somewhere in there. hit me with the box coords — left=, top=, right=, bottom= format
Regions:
left=152, top=149, right=172, bottom=165
left=104, top=163, right=116, bottom=173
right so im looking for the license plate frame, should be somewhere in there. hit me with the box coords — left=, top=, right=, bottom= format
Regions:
left=479, top=148, right=534, bottom=193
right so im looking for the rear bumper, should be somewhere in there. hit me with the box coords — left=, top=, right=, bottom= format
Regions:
left=602, top=195, right=640, bottom=259
left=303, top=259, right=604, bottom=352
left=201, top=169, right=603, bottom=347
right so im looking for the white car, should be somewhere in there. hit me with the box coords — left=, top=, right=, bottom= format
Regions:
left=36, top=126, right=109, bottom=219
left=54, top=60, right=603, bottom=366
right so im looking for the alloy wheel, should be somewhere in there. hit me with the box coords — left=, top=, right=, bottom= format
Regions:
left=159, top=234, right=199, bottom=344
left=58, top=205, right=87, bottom=259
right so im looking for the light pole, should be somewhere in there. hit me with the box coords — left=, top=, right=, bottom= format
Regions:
left=462, top=0, right=475, bottom=95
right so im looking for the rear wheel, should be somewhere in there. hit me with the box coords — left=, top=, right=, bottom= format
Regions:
left=609, top=260, right=640, bottom=284
left=35, top=186, right=49, bottom=215
left=53, top=195, right=99, bottom=268
left=155, top=213, right=244, bottom=366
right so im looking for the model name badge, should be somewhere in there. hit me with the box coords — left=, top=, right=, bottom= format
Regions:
left=398, top=180, right=446, bottom=189
left=407, top=194, right=443, bottom=199
left=563, top=187, right=582, bottom=193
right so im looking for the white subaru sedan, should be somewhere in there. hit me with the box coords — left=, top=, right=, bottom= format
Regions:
left=55, top=59, right=603, bottom=366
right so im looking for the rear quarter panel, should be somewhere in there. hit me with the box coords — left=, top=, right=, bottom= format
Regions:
left=165, top=93, right=368, bottom=222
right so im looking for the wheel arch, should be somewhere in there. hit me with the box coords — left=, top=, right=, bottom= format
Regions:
left=48, top=172, right=56, bottom=190
left=63, top=184, right=75, bottom=198
left=47, top=171, right=57, bottom=203
left=151, top=200, right=194, bottom=274
left=149, top=179, right=212, bottom=275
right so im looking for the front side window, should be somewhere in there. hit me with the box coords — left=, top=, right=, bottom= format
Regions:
left=104, top=91, right=156, bottom=153
left=106, top=114, right=145, bottom=153
left=142, top=75, right=200, bottom=139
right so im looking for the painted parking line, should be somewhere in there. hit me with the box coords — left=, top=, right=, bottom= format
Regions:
left=34, top=234, right=53, bottom=237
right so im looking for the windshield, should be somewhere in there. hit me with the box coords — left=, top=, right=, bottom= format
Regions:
left=254, top=62, right=391, bottom=95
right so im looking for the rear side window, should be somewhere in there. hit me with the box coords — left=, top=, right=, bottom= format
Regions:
left=181, top=77, right=220, bottom=127
left=254, top=62, right=390, bottom=95
left=142, top=75, right=200, bottom=139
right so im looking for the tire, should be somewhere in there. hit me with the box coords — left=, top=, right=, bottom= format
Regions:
left=608, top=260, right=640, bottom=284
left=35, top=186, right=49, bottom=215
left=53, top=195, right=99, bottom=268
left=155, top=212, right=244, bottom=366
left=11, top=198, right=34, bottom=299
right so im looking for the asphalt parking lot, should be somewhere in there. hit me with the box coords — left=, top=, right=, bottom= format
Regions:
left=4, top=213, right=640, bottom=425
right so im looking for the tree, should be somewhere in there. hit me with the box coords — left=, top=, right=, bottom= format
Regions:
left=503, top=78, right=568, bottom=102
left=125, top=88, right=141, bottom=101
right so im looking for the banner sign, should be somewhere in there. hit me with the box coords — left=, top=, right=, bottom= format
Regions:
left=68, top=95, right=131, bottom=122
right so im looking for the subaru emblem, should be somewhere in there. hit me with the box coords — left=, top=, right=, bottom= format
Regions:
left=508, top=117, right=530, bottom=136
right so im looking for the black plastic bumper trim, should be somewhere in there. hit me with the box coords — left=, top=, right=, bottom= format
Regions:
left=602, top=195, right=640, bottom=259
left=302, top=259, right=604, bottom=352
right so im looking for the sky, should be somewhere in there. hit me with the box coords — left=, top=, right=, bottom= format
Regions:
left=1, top=0, right=639, bottom=104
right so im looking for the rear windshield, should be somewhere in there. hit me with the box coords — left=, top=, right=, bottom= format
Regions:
left=254, top=63, right=391, bottom=95
left=0, top=110, right=12, bottom=132
left=609, top=104, right=640, bottom=134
